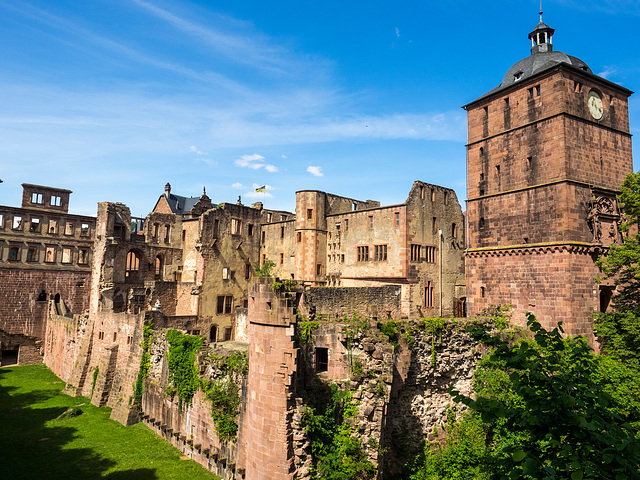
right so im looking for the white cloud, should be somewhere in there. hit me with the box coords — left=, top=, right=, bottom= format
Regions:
left=281, top=154, right=287, bottom=159
left=232, top=182, right=244, bottom=189
left=395, top=27, right=400, bottom=38
left=190, top=145, right=206, bottom=155
left=234, top=153, right=278, bottom=172
left=307, top=166, right=324, bottom=177
left=598, top=66, right=617, bottom=79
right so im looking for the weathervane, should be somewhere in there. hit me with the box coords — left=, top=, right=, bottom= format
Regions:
left=539, top=0, right=543, bottom=21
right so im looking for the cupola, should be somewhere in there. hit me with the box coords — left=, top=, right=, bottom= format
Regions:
left=528, top=12, right=555, bottom=54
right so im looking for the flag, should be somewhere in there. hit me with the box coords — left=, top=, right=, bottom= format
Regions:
left=255, top=185, right=266, bottom=193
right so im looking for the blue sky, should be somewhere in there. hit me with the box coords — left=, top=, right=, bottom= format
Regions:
left=0, top=0, right=639, bottom=216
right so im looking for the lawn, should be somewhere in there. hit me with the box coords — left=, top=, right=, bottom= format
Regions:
left=0, top=364, right=220, bottom=480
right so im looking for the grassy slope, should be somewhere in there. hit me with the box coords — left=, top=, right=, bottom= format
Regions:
left=0, top=364, right=220, bottom=480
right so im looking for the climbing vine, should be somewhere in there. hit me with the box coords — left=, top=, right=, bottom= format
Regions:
left=202, top=351, right=248, bottom=442
left=91, top=366, right=99, bottom=399
left=165, top=329, right=204, bottom=409
left=133, top=322, right=153, bottom=408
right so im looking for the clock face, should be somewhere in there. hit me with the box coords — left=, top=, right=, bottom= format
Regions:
left=588, top=91, right=603, bottom=120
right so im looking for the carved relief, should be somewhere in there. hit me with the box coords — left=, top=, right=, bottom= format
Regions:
left=587, top=192, right=622, bottom=245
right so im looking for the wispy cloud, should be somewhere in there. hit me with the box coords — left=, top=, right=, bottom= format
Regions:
left=234, top=153, right=278, bottom=172
left=307, top=166, right=324, bottom=177
left=395, top=27, right=400, bottom=38
left=597, top=66, right=617, bottom=79
left=190, top=145, right=206, bottom=155
left=232, top=182, right=244, bottom=189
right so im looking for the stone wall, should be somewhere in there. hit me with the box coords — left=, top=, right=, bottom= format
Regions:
left=0, top=329, right=43, bottom=366
left=303, top=285, right=402, bottom=321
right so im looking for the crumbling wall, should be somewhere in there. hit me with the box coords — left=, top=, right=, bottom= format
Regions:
left=303, top=285, right=402, bottom=321
left=43, top=311, right=87, bottom=381
left=0, top=329, right=43, bottom=366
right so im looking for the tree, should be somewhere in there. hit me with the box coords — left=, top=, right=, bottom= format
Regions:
left=595, top=171, right=640, bottom=367
left=451, top=314, right=640, bottom=480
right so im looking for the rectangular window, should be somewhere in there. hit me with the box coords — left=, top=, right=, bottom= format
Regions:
left=411, top=244, right=422, bottom=262
left=357, top=246, right=369, bottom=262
left=164, top=225, right=170, bottom=242
left=341, top=254, right=345, bottom=263
left=225, top=296, right=233, bottom=314
left=213, top=219, right=219, bottom=238
left=280, top=253, right=284, bottom=265
left=12, top=216, right=22, bottom=231
left=31, top=192, right=43, bottom=204
left=48, top=220, right=58, bottom=234
left=30, top=218, right=41, bottom=233
left=217, top=296, right=225, bottom=314
left=98, top=331, right=104, bottom=340
left=245, top=264, right=251, bottom=279
left=425, top=246, right=437, bottom=263
left=307, top=209, right=313, bottom=220
left=262, top=231, right=266, bottom=244
left=431, top=189, right=435, bottom=202
left=231, top=219, right=241, bottom=235
left=374, top=245, right=387, bottom=261
left=452, top=223, right=458, bottom=238
left=420, top=186, right=424, bottom=199
left=267, top=213, right=272, bottom=222
left=65, top=222, right=74, bottom=235
left=9, top=246, right=20, bottom=261
left=281, top=226, right=285, bottom=238
left=152, top=223, right=159, bottom=238
left=262, top=254, right=266, bottom=265
left=344, top=219, right=349, bottom=231
left=224, top=327, right=232, bottom=341
left=248, top=224, right=253, bottom=236
left=78, top=249, right=89, bottom=265
left=45, top=246, right=56, bottom=263
left=369, top=216, right=373, bottom=230
left=0, top=214, right=3, bottom=229
left=50, top=195, right=61, bottom=207
left=425, top=281, right=434, bottom=308
left=26, top=246, right=39, bottom=262
left=62, top=247, right=72, bottom=264
left=395, top=212, right=400, bottom=227
left=281, top=215, right=287, bottom=221
left=316, top=347, right=328, bottom=372
left=433, top=217, right=438, bottom=234
left=296, top=232, right=301, bottom=242
left=182, top=230, right=186, bottom=242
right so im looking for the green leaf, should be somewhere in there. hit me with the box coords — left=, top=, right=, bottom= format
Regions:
left=512, top=449, right=527, bottom=462
left=571, top=471, right=583, bottom=480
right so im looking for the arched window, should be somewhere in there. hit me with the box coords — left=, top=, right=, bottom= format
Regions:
left=210, top=325, right=218, bottom=343
left=126, top=251, right=140, bottom=272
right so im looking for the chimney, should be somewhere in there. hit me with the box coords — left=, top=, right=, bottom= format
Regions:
left=164, top=183, right=171, bottom=199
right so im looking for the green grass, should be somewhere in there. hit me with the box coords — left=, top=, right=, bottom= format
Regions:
left=0, top=364, right=220, bottom=480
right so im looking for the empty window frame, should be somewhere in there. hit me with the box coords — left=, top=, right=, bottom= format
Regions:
left=316, top=263, right=322, bottom=275
left=425, top=281, right=434, bottom=307
left=231, top=219, right=241, bottom=235
left=126, top=251, right=140, bottom=273
left=296, top=232, right=301, bottom=243
left=12, top=216, right=22, bottom=231
left=315, top=347, right=328, bottom=372
left=431, top=189, right=436, bottom=202
left=49, top=220, right=58, bottom=234
left=50, top=195, right=61, bottom=207
left=357, top=246, right=369, bottom=262
left=307, top=209, right=313, bottom=220
left=411, top=244, right=422, bottom=262
left=62, top=247, right=72, bottom=264
left=163, top=225, right=170, bottom=242
left=64, top=222, right=74, bottom=235
left=426, top=246, right=437, bottom=263
left=0, top=214, right=3, bottom=229
left=452, top=223, right=458, bottom=238
left=528, top=85, right=541, bottom=99
left=155, top=256, right=162, bottom=276
left=248, top=224, right=254, bottom=236
left=281, top=226, right=285, bottom=239
left=78, top=249, right=89, bottom=265
left=267, top=213, right=272, bottom=222
left=245, top=264, right=251, bottom=279
left=344, top=219, right=349, bottom=231
left=45, top=246, right=56, bottom=263
left=30, top=218, right=41, bottom=233
left=262, top=231, right=266, bottom=244
left=280, top=252, right=284, bottom=264
left=31, top=192, right=43, bottom=204
left=395, top=212, right=400, bottom=227
left=152, top=223, right=159, bottom=239
left=374, top=245, right=387, bottom=261
left=216, top=296, right=233, bottom=314
left=432, top=217, right=438, bottom=233
left=222, top=267, right=230, bottom=280
left=420, top=186, right=425, bottom=199
left=224, top=327, right=232, bottom=341
left=26, top=246, right=39, bottom=262
left=368, top=216, right=374, bottom=230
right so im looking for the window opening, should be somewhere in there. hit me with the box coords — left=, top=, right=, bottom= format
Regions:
left=49, top=220, right=58, bottom=234
left=30, top=218, right=40, bottom=233
left=65, top=222, right=73, bottom=235
left=316, top=348, right=328, bottom=372
left=374, top=245, right=387, bottom=261
left=307, top=209, right=313, bottom=220
left=31, top=192, right=43, bottom=204
left=12, top=216, right=22, bottom=231
left=50, top=196, right=61, bottom=207
left=425, top=281, right=434, bottom=307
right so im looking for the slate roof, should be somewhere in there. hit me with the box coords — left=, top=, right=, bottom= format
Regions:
left=164, top=194, right=200, bottom=215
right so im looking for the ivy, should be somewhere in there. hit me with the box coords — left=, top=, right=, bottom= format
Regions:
left=165, top=329, right=204, bottom=409
left=301, top=382, right=375, bottom=480
left=299, top=321, right=320, bottom=346
left=202, top=351, right=248, bottom=442
left=90, top=366, right=99, bottom=399
left=133, top=321, right=153, bottom=408
left=254, top=259, right=276, bottom=277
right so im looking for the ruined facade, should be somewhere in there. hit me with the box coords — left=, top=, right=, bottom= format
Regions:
left=465, top=19, right=633, bottom=337
left=0, top=184, right=95, bottom=365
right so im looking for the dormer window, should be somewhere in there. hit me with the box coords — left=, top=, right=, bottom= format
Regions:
left=513, top=71, right=523, bottom=81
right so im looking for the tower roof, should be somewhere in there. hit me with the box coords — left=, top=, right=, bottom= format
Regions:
left=464, top=18, right=599, bottom=107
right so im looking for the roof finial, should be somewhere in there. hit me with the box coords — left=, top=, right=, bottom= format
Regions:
left=539, top=0, right=543, bottom=22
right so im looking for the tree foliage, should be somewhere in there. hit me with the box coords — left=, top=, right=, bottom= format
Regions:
left=451, top=314, right=640, bottom=480
left=253, top=259, right=276, bottom=277
left=165, top=329, right=204, bottom=409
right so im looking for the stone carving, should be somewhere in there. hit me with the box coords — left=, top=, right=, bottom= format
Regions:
left=587, top=199, right=602, bottom=243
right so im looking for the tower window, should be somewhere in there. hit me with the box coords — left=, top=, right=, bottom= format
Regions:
left=479, top=218, right=485, bottom=229
left=307, top=209, right=313, bottom=220
left=315, top=348, right=328, bottom=372
left=483, top=106, right=488, bottom=118
left=574, top=81, right=583, bottom=93
left=504, top=97, right=510, bottom=108
left=496, top=165, right=501, bottom=175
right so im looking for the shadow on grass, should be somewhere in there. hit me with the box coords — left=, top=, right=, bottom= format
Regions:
left=0, top=366, right=157, bottom=480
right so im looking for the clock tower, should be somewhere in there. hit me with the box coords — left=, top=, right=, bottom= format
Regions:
left=464, top=18, right=633, bottom=337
